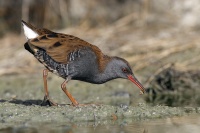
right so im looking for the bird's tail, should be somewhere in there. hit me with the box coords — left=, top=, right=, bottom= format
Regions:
left=21, top=20, right=39, bottom=40
left=21, top=20, right=55, bottom=40
left=21, top=20, right=55, bottom=54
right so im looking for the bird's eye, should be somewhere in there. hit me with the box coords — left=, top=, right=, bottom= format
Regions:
left=122, top=68, right=128, bottom=73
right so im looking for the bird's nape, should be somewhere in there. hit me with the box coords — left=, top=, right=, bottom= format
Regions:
left=127, top=75, right=145, bottom=94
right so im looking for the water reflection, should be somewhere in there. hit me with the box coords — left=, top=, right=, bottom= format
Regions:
left=1, top=115, right=200, bottom=133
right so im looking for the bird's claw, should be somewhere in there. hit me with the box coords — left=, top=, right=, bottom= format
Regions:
left=40, top=95, right=58, bottom=106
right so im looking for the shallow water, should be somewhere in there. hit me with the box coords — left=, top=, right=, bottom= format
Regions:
left=0, top=115, right=200, bottom=133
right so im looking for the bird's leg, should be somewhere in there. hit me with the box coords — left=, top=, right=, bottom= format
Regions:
left=61, top=78, right=100, bottom=107
left=61, top=78, right=79, bottom=107
left=40, top=69, right=57, bottom=106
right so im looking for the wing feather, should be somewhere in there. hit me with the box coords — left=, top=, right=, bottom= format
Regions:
left=28, top=33, right=101, bottom=64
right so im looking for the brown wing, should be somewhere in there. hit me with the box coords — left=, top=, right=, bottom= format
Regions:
left=28, top=33, right=103, bottom=64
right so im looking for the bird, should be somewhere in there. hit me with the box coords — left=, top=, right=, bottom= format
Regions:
left=21, top=20, right=145, bottom=106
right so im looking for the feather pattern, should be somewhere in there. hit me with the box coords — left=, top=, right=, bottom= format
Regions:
left=22, top=20, right=146, bottom=95
left=22, top=21, right=111, bottom=74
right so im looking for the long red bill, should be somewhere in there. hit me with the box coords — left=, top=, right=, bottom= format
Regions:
left=127, top=75, right=145, bottom=94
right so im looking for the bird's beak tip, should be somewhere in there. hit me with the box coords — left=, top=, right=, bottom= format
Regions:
left=127, top=75, right=146, bottom=94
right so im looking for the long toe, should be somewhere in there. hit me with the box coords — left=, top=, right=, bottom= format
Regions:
left=40, top=96, right=58, bottom=106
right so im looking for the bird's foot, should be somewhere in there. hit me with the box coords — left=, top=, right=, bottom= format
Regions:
left=40, top=95, right=58, bottom=106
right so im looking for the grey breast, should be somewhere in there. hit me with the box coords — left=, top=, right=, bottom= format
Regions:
left=68, top=47, right=99, bottom=82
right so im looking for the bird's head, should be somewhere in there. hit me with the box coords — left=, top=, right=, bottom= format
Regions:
left=105, top=57, right=145, bottom=94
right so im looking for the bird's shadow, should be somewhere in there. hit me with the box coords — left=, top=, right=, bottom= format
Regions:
left=0, top=99, right=43, bottom=106
left=0, top=99, right=71, bottom=106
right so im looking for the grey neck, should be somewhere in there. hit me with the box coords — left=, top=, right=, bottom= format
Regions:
left=92, top=58, right=120, bottom=84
